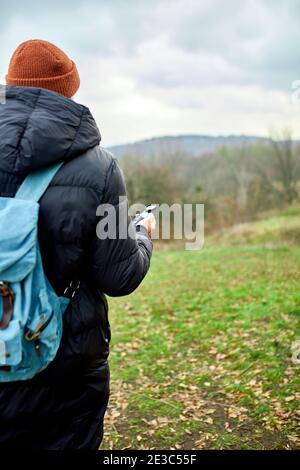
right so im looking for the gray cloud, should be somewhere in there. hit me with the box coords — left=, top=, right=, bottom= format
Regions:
left=1, top=0, right=298, bottom=91
left=0, top=0, right=299, bottom=143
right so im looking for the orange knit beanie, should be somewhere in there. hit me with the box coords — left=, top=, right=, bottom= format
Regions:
left=6, top=39, right=80, bottom=98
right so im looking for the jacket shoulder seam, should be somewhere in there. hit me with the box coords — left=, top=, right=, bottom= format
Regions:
left=63, top=106, right=86, bottom=160
left=103, top=156, right=119, bottom=196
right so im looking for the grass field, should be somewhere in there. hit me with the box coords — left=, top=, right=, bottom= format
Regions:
left=102, top=244, right=300, bottom=450
left=208, top=206, right=300, bottom=247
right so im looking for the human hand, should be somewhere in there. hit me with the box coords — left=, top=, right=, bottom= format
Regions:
left=137, top=213, right=156, bottom=238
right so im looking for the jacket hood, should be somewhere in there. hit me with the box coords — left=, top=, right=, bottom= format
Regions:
left=0, top=85, right=101, bottom=174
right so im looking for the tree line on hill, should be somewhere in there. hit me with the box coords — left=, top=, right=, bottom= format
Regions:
left=121, top=130, right=299, bottom=234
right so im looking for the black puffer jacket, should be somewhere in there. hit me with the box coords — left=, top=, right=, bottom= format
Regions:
left=0, top=86, right=152, bottom=449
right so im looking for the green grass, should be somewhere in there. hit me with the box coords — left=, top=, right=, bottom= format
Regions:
left=102, top=245, right=300, bottom=450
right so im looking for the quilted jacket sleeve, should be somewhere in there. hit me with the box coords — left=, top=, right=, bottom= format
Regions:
left=89, top=157, right=153, bottom=297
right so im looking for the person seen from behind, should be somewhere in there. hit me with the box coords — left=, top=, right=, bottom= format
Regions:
left=0, top=39, right=155, bottom=450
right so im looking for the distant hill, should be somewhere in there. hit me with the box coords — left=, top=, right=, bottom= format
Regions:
left=107, top=134, right=270, bottom=158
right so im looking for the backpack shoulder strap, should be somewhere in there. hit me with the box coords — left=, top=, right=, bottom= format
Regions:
left=15, top=162, right=64, bottom=202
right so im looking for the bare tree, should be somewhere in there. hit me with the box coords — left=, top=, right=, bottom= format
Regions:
left=269, top=129, right=299, bottom=204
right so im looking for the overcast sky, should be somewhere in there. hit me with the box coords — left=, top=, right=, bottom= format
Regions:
left=0, top=0, right=299, bottom=145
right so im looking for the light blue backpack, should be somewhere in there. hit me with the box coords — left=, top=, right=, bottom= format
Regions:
left=0, top=163, right=70, bottom=382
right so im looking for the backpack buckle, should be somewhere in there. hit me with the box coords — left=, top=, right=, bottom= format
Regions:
left=63, top=280, right=81, bottom=298
left=0, top=281, right=15, bottom=299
